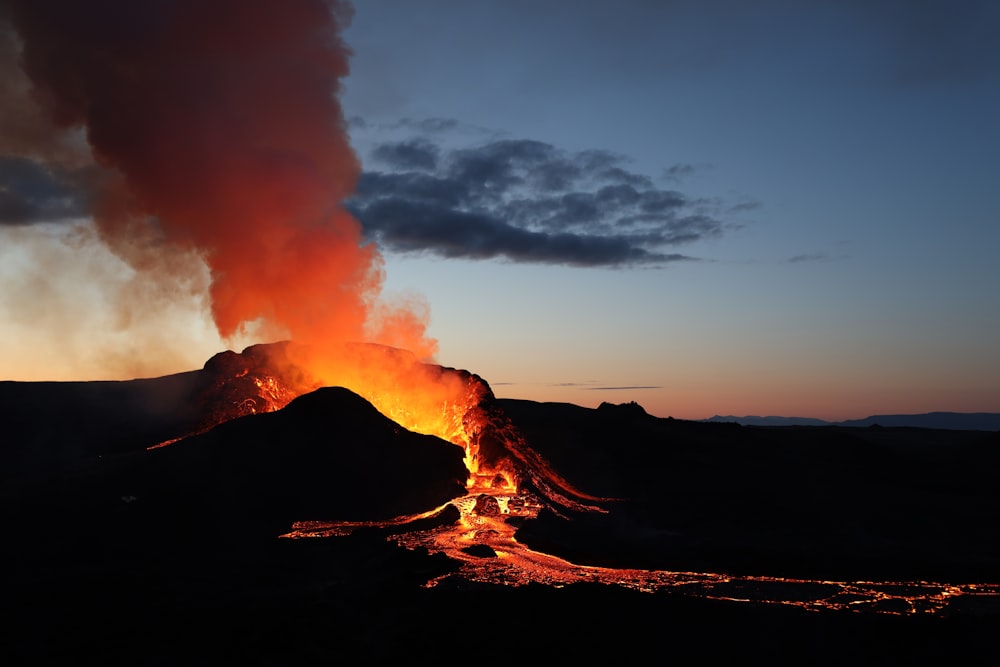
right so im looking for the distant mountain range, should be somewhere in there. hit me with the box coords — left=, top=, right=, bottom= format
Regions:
left=702, top=412, right=1000, bottom=431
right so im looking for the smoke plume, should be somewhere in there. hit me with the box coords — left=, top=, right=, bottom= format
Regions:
left=0, top=0, right=436, bottom=362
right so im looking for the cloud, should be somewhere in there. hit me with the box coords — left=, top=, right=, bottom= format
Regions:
left=546, top=381, right=662, bottom=390
left=394, top=117, right=462, bottom=133
left=787, top=250, right=851, bottom=264
left=662, top=163, right=696, bottom=182
left=788, top=253, right=829, bottom=264
left=349, top=115, right=502, bottom=139
left=0, top=157, right=91, bottom=224
left=0, top=25, right=93, bottom=169
left=348, top=128, right=746, bottom=267
left=727, top=200, right=761, bottom=214
left=370, top=138, right=439, bottom=171
left=351, top=196, right=690, bottom=266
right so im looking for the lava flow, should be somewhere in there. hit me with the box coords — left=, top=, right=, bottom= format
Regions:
left=173, top=342, right=992, bottom=619
left=149, top=341, right=1000, bottom=617
left=282, top=466, right=1000, bottom=616
left=169, top=341, right=603, bottom=509
left=144, top=341, right=1000, bottom=617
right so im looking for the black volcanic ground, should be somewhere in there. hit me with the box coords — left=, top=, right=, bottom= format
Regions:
left=2, top=352, right=999, bottom=663
left=502, top=399, right=1000, bottom=583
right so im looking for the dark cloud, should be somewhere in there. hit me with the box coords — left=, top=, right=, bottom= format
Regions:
left=663, top=163, right=696, bottom=181
left=787, top=251, right=850, bottom=264
left=788, top=253, right=828, bottom=264
left=599, top=167, right=653, bottom=189
left=394, top=117, right=461, bottom=133
left=370, top=138, right=439, bottom=171
left=638, top=190, right=686, bottom=213
left=728, top=200, right=761, bottom=213
left=349, top=133, right=745, bottom=267
left=355, top=171, right=469, bottom=208
left=531, top=158, right=583, bottom=192
left=596, top=184, right=642, bottom=207
left=0, top=157, right=90, bottom=224
left=447, top=139, right=561, bottom=194
left=346, top=115, right=368, bottom=130
left=351, top=116, right=500, bottom=138
left=349, top=196, right=690, bottom=266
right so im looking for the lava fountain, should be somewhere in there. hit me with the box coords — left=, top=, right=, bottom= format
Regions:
left=173, top=339, right=605, bottom=509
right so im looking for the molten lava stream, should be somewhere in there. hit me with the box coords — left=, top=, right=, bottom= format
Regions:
left=281, top=387, right=1000, bottom=617
left=154, top=343, right=999, bottom=618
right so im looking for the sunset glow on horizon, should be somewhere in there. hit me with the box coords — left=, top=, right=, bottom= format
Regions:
left=1, top=1, right=997, bottom=423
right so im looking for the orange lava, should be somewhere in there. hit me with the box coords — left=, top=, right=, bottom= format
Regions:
left=149, top=341, right=1000, bottom=617
left=283, top=490, right=1000, bottom=617
left=274, top=347, right=1000, bottom=616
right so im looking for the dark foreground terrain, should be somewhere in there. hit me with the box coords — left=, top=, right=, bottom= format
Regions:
left=2, top=360, right=999, bottom=664
left=6, top=534, right=1000, bottom=665
left=503, top=399, right=1000, bottom=584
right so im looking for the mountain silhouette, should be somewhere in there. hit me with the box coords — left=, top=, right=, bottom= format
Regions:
left=2, top=348, right=1000, bottom=663
left=705, top=412, right=1000, bottom=430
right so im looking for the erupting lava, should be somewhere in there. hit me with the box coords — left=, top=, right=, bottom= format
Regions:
left=277, top=376, right=1000, bottom=619
left=7, top=0, right=999, bottom=623
left=179, top=341, right=602, bottom=506
left=169, top=341, right=1000, bottom=618
left=3, top=0, right=596, bottom=511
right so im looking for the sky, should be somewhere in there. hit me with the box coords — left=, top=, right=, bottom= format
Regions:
left=1, top=0, right=998, bottom=420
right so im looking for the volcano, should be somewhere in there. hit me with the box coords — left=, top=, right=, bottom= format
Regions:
left=3, top=344, right=1000, bottom=663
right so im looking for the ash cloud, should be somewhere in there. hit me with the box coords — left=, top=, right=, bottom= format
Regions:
left=350, top=132, right=741, bottom=267
left=0, top=24, right=93, bottom=169
left=0, top=157, right=91, bottom=224
left=0, top=0, right=440, bottom=360
left=0, top=23, right=96, bottom=225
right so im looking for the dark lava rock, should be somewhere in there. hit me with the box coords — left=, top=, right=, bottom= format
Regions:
left=500, top=397, right=1000, bottom=583
left=145, top=387, right=469, bottom=537
left=597, top=400, right=648, bottom=419
left=461, top=544, right=498, bottom=558
left=473, top=493, right=501, bottom=516
left=0, top=342, right=309, bottom=482
left=2, top=386, right=470, bottom=547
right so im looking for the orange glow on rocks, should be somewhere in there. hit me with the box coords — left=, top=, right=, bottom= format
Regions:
left=286, top=343, right=490, bottom=481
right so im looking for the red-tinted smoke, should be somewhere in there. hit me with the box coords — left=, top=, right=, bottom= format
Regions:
left=1, top=0, right=435, bottom=357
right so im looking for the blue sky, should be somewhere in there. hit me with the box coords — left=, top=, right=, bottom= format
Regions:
left=336, top=0, right=999, bottom=418
left=0, top=0, right=997, bottom=420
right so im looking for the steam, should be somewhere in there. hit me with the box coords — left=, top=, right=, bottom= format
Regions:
left=0, top=0, right=436, bottom=375
left=0, top=221, right=224, bottom=380
left=0, top=24, right=90, bottom=168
